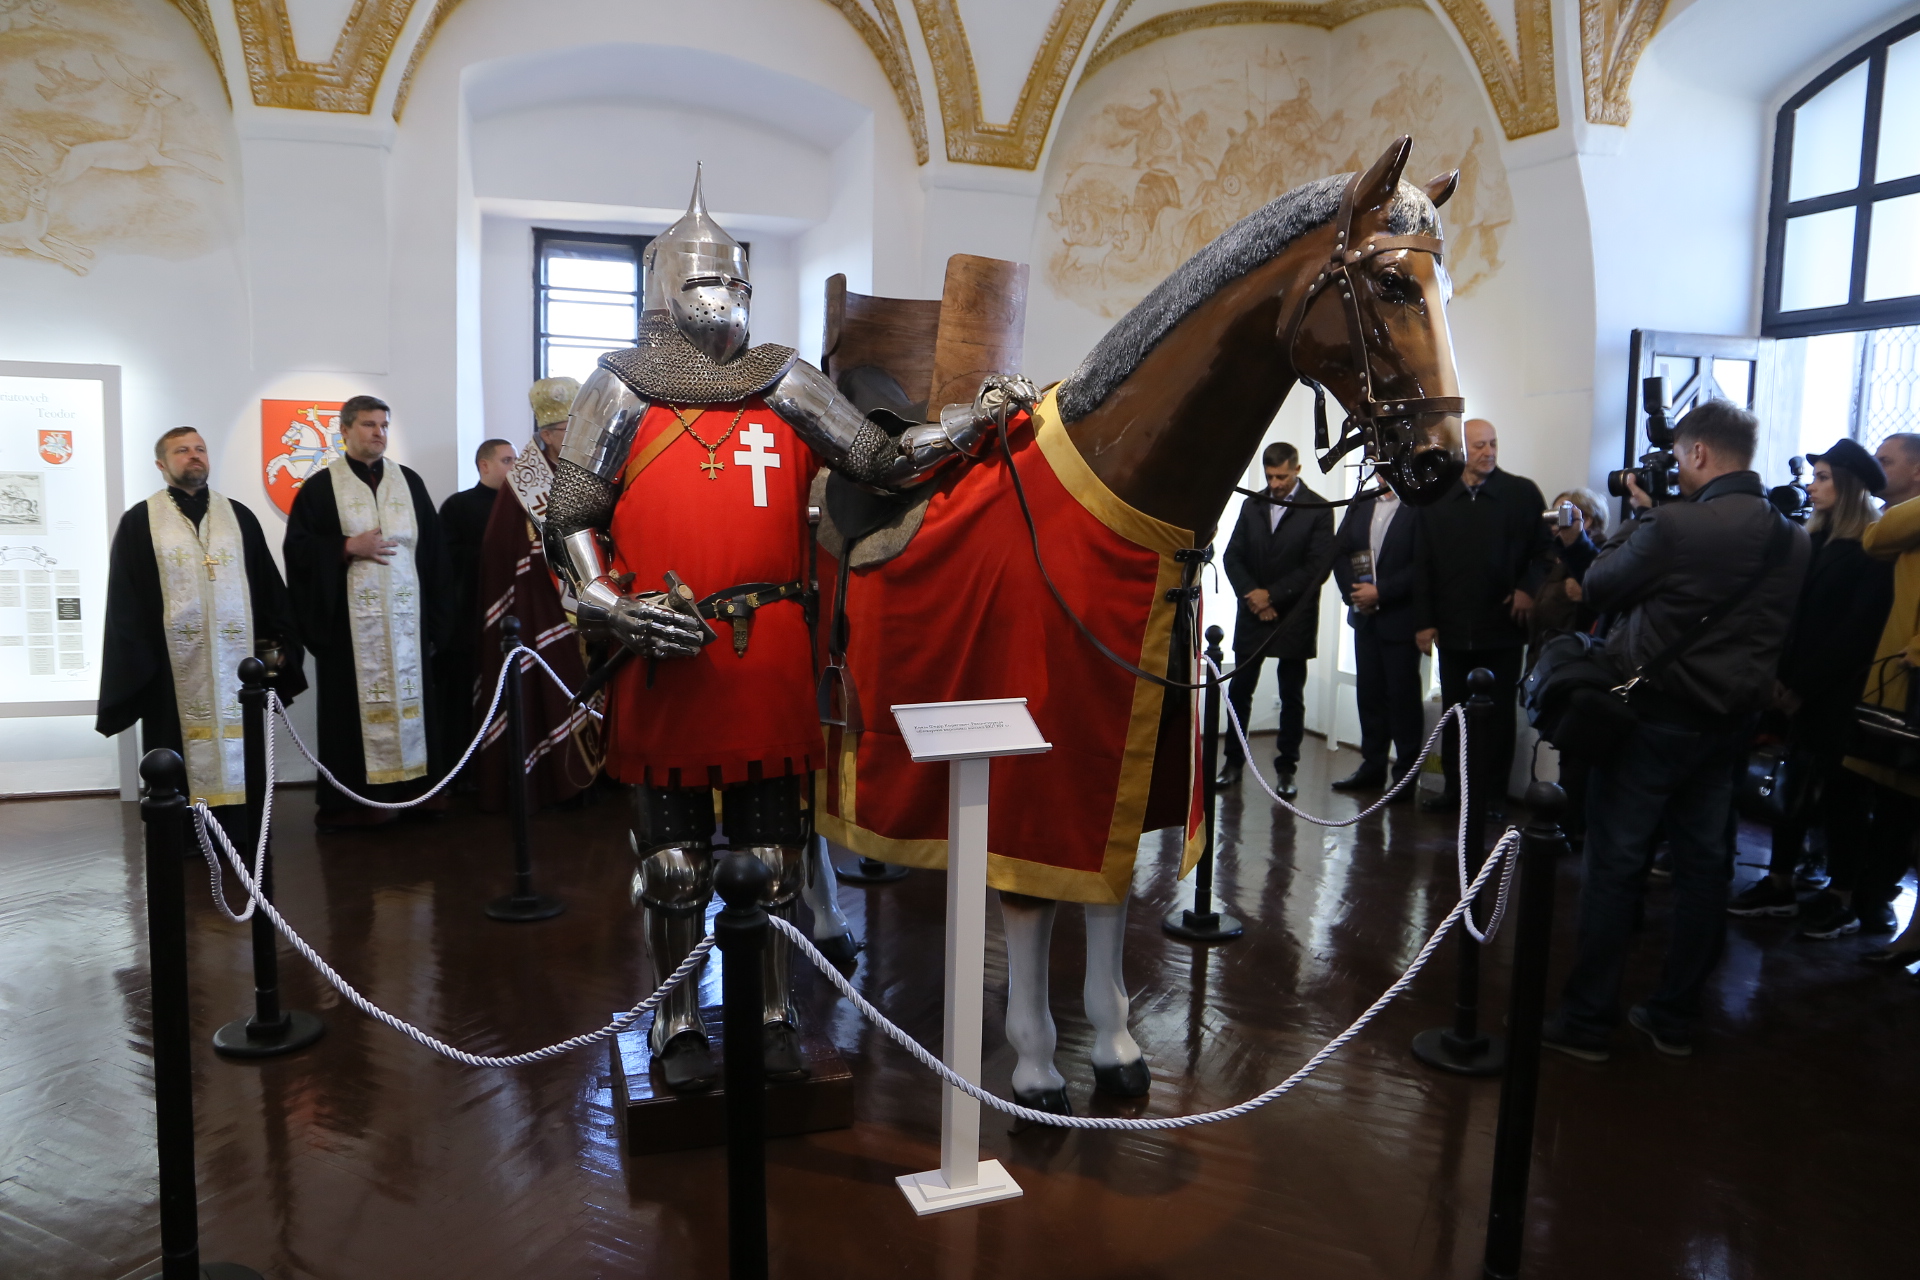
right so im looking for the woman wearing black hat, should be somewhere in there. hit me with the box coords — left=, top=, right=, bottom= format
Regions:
left=1728, top=439, right=1894, bottom=922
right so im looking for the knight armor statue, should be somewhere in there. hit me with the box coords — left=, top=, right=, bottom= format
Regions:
left=545, top=168, right=1034, bottom=1091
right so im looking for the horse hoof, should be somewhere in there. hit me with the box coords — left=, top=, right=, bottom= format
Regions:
left=814, top=930, right=861, bottom=970
left=1013, top=1085, right=1073, bottom=1116
left=1093, top=1058, right=1151, bottom=1098
left=762, top=1021, right=810, bottom=1082
left=657, top=1030, right=718, bottom=1093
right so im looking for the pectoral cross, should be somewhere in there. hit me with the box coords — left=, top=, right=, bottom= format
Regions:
left=203, top=551, right=219, bottom=581
left=732, top=424, right=782, bottom=508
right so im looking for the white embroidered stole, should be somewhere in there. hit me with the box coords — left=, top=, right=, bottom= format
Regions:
left=504, top=436, right=553, bottom=531
left=329, top=456, right=428, bottom=784
left=148, top=490, right=251, bottom=807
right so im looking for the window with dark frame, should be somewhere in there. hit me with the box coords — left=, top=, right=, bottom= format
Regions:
left=533, top=229, right=652, bottom=385
left=1763, top=13, right=1920, bottom=339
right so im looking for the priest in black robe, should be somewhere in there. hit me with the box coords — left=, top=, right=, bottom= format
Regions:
left=435, top=437, right=513, bottom=773
left=97, top=426, right=306, bottom=831
left=283, top=395, right=453, bottom=830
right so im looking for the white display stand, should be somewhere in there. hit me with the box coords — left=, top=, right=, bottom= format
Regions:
left=890, top=697, right=1050, bottom=1216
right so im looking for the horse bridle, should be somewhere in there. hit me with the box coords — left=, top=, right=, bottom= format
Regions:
left=1274, top=168, right=1466, bottom=487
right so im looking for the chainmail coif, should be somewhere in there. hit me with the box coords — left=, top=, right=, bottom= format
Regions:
left=601, top=313, right=797, bottom=406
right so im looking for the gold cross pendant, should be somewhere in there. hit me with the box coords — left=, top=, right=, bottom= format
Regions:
left=203, top=552, right=218, bottom=581
left=699, top=450, right=724, bottom=480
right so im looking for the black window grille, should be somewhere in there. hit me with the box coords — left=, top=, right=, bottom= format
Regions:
left=533, top=229, right=651, bottom=384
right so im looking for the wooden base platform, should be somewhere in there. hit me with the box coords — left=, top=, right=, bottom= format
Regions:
left=610, top=1007, right=855, bottom=1155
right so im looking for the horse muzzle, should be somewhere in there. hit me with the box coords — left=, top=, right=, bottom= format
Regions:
left=1375, top=411, right=1463, bottom=506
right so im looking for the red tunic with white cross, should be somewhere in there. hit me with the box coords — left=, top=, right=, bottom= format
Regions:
left=604, top=399, right=820, bottom=788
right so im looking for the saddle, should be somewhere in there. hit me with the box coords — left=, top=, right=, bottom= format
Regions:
left=810, top=367, right=934, bottom=570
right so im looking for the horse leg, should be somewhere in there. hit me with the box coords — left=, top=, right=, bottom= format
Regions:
left=999, top=890, right=1070, bottom=1114
left=800, top=834, right=859, bottom=967
left=1083, top=900, right=1150, bottom=1097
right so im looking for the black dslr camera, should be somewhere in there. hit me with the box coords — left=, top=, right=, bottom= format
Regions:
left=1607, top=376, right=1683, bottom=504
left=1769, top=456, right=1814, bottom=522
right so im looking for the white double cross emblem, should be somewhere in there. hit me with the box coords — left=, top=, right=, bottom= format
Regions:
left=732, top=423, right=782, bottom=508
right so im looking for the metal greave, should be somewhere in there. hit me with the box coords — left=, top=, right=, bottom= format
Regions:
left=737, top=843, right=805, bottom=1027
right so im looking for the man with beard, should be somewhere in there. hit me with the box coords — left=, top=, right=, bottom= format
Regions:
left=98, top=427, right=307, bottom=826
left=283, top=396, right=452, bottom=829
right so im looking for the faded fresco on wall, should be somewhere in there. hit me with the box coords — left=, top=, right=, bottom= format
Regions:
left=0, top=0, right=230, bottom=274
left=1044, top=12, right=1513, bottom=319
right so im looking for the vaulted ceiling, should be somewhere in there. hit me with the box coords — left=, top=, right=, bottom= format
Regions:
left=166, top=0, right=1675, bottom=163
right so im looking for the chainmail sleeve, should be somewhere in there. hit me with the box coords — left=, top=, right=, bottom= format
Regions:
left=545, top=461, right=616, bottom=537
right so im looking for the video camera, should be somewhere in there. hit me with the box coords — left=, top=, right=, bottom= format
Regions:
left=1768, top=456, right=1814, bottom=522
left=1607, top=375, right=1682, bottom=504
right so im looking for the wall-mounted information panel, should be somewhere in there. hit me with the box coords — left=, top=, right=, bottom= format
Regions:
left=0, top=362, right=121, bottom=718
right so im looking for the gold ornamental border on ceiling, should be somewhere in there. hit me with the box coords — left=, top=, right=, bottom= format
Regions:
left=167, top=0, right=230, bottom=102
left=1433, top=0, right=1558, bottom=138
left=913, top=0, right=1105, bottom=169
left=393, top=0, right=463, bottom=121
left=819, top=0, right=931, bottom=163
left=234, top=0, right=418, bottom=113
left=1082, top=1, right=1422, bottom=82
left=1579, top=0, right=1667, bottom=126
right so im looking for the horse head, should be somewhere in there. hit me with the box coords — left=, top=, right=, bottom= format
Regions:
left=1057, top=136, right=1467, bottom=535
left=1286, top=136, right=1464, bottom=506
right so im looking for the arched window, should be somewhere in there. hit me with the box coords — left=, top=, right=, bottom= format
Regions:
left=1764, top=14, right=1920, bottom=338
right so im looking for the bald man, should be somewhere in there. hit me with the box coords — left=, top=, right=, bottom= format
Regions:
left=1412, top=418, right=1552, bottom=815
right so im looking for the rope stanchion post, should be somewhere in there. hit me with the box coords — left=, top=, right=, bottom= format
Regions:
left=714, top=852, right=772, bottom=1280
left=138, top=750, right=263, bottom=1280
left=213, top=657, right=324, bottom=1059
left=1482, top=782, right=1568, bottom=1280
left=1165, top=622, right=1243, bottom=942
left=1412, top=667, right=1506, bottom=1077
left=486, top=616, right=564, bottom=923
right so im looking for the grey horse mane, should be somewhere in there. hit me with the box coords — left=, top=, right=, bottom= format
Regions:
left=1056, top=174, right=1441, bottom=423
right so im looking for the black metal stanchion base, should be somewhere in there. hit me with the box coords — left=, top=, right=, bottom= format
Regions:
left=211, top=1009, right=325, bottom=1059
left=1162, top=906, right=1244, bottom=943
left=835, top=856, right=909, bottom=884
left=1411, top=1027, right=1507, bottom=1077
left=143, top=1262, right=264, bottom=1279
left=486, top=893, right=565, bottom=922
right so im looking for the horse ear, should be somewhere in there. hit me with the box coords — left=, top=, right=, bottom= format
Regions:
left=1351, top=136, right=1414, bottom=221
left=1425, top=170, right=1459, bottom=209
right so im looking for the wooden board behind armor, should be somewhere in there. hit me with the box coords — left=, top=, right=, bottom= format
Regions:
left=821, top=253, right=1029, bottom=413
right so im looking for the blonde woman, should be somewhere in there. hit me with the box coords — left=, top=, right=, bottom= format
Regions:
left=1729, top=440, right=1893, bottom=922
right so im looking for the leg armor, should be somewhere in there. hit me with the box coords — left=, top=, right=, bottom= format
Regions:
left=630, top=785, right=717, bottom=1078
left=723, top=775, right=810, bottom=1080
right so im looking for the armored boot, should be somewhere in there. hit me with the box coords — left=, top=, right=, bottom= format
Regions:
left=631, top=785, right=718, bottom=1093
left=723, top=776, right=812, bottom=1081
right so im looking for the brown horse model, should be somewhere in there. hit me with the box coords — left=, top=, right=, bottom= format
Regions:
left=825, top=137, right=1465, bottom=1113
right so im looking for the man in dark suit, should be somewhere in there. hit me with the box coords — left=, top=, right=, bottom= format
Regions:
left=1413, top=418, right=1553, bottom=813
left=1332, top=487, right=1423, bottom=797
left=1220, top=441, right=1336, bottom=798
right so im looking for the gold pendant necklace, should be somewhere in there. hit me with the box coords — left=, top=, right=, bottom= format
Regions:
left=673, top=405, right=748, bottom=480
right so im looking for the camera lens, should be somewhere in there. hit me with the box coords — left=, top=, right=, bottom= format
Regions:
left=1606, top=469, right=1632, bottom=499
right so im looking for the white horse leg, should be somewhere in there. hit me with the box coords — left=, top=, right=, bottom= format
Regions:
left=801, top=835, right=858, bottom=966
left=999, top=891, right=1069, bottom=1111
left=1083, top=900, right=1150, bottom=1096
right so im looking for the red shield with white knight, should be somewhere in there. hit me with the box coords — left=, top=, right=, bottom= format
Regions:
left=37, top=429, right=72, bottom=465
left=261, top=400, right=343, bottom=516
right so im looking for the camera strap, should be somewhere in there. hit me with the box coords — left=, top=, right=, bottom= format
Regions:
left=1615, top=512, right=1794, bottom=695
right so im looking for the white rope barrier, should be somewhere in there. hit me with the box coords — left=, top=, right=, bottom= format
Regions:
left=191, top=803, right=711, bottom=1068
left=773, top=825, right=1521, bottom=1130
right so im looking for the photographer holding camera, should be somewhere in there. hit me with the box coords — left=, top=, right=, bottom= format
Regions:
left=1543, top=401, right=1809, bottom=1061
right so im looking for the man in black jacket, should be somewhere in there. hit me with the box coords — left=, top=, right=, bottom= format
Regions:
left=1332, top=487, right=1422, bottom=795
left=1220, top=442, right=1336, bottom=798
left=1413, top=418, right=1551, bottom=812
left=1544, top=402, right=1809, bottom=1061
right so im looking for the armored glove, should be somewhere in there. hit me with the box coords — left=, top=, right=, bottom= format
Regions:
left=974, top=374, right=1040, bottom=428
left=609, top=592, right=708, bottom=660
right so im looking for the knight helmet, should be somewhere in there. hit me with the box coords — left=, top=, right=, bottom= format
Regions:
left=644, top=165, right=751, bottom=366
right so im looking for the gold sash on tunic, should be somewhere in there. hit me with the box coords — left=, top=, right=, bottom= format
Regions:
left=148, top=489, right=251, bottom=807
left=328, top=456, right=428, bottom=785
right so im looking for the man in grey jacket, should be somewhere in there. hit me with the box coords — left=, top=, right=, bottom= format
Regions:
left=1544, top=401, right=1809, bottom=1061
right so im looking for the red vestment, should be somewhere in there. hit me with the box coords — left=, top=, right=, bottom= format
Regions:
left=604, top=399, right=819, bottom=787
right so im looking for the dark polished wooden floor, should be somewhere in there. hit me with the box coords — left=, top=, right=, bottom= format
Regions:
left=3, top=743, right=1914, bottom=1280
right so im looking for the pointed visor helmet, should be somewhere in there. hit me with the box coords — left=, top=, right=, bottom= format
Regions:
left=645, top=165, right=752, bottom=365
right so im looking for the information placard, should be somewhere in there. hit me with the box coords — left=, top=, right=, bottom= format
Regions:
left=890, top=698, right=1051, bottom=763
left=0, top=365, right=119, bottom=716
